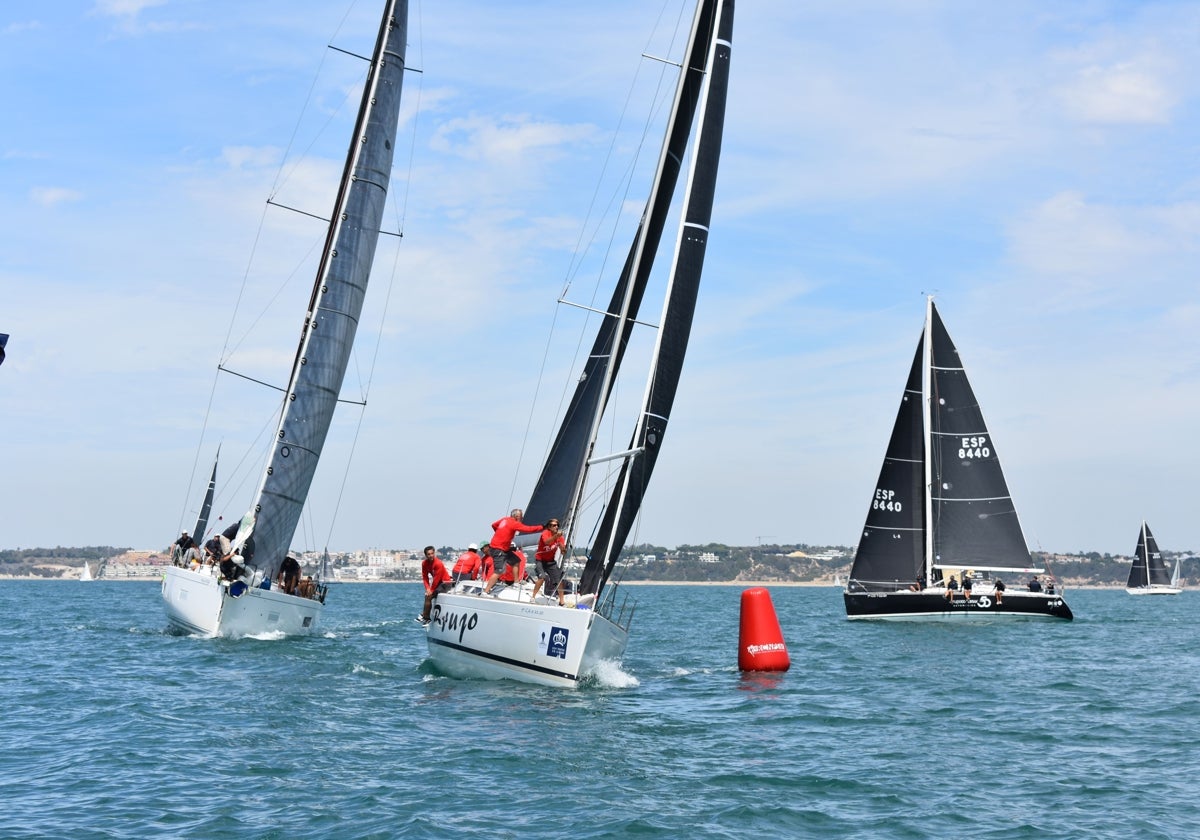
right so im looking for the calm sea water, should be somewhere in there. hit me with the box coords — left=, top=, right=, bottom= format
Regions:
left=2, top=581, right=1197, bottom=838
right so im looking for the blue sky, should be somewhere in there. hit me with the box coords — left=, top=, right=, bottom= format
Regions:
left=3, top=0, right=1199, bottom=557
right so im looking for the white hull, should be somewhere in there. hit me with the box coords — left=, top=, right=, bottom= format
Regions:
left=160, top=565, right=323, bottom=637
left=425, top=583, right=629, bottom=688
left=1126, top=585, right=1183, bottom=595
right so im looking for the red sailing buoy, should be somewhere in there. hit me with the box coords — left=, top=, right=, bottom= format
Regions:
left=738, top=587, right=790, bottom=671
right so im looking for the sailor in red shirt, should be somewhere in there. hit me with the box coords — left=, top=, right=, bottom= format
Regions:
left=481, top=508, right=542, bottom=595
left=451, top=543, right=483, bottom=585
left=529, top=518, right=567, bottom=605
left=417, top=545, right=452, bottom=624
left=497, top=548, right=527, bottom=585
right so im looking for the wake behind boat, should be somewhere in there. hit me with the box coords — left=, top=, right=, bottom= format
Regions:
left=161, top=0, right=410, bottom=637
left=843, top=298, right=1072, bottom=621
left=425, top=0, right=734, bottom=687
left=1126, top=521, right=1182, bottom=595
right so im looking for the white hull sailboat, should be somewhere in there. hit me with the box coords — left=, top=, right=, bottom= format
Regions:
left=162, top=0, right=410, bottom=637
left=1126, top=521, right=1182, bottom=595
left=80, top=561, right=94, bottom=582
left=426, top=0, right=735, bottom=687
left=843, top=298, right=1072, bottom=621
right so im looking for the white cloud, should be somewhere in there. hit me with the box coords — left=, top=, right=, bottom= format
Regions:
left=431, top=115, right=597, bottom=163
left=1009, top=191, right=1200, bottom=291
left=1057, top=60, right=1176, bottom=124
left=29, top=186, right=82, bottom=207
left=92, top=0, right=166, bottom=18
left=3, top=20, right=42, bottom=35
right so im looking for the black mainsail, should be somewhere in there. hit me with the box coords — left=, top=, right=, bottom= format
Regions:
left=927, top=303, right=1032, bottom=572
left=523, top=0, right=731, bottom=538
left=579, top=0, right=733, bottom=598
left=245, top=1, right=408, bottom=581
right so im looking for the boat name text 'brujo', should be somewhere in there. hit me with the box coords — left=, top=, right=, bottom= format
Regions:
left=430, top=606, right=478, bottom=643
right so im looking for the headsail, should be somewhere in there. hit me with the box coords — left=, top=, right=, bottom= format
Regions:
left=847, top=339, right=926, bottom=591
left=580, top=0, right=733, bottom=597
left=245, top=1, right=409, bottom=581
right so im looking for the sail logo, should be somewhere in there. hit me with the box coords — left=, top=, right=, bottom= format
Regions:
left=539, top=625, right=569, bottom=659
left=429, top=606, right=479, bottom=643
left=958, top=436, right=991, bottom=459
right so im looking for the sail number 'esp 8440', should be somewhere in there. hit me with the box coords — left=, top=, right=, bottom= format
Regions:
left=958, top=436, right=991, bottom=459
left=873, top=489, right=902, bottom=513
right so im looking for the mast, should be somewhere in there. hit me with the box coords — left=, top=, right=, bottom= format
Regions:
left=581, top=0, right=733, bottom=597
left=244, top=0, right=408, bottom=580
left=922, top=296, right=934, bottom=585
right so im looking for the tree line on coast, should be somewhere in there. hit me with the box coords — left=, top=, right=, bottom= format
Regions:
left=2, top=543, right=1190, bottom=587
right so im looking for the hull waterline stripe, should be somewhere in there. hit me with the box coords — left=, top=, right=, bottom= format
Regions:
left=427, top=636, right=579, bottom=683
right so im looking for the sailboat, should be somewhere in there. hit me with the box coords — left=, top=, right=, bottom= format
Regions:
left=424, top=0, right=734, bottom=687
left=160, top=0, right=410, bottom=636
left=843, top=298, right=1073, bottom=621
left=1126, top=521, right=1182, bottom=595
left=80, top=561, right=94, bottom=582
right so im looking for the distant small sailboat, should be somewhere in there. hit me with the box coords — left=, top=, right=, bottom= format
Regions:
left=1126, top=521, right=1182, bottom=595
left=80, top=561, right=94, bottom=582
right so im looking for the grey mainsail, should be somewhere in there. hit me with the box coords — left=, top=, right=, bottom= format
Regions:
left=246, top=0, right=409, bottom=581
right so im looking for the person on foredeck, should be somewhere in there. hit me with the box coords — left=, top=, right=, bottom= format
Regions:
left=481, top=509, right=542, bottom=595
left=173, top=531, right=196, bottom=566
left=1028, top=576, right=1042, bottom=592
left=278, top=554, right=302, bottom=595
left=206, top=534, right=234, bottom=578
left=418, top=546, right=452, bottom=625
left=451, top=544, right=483, bottom=585
left=529, top=518, right=567, bottom=605
left=961, top=570, right=973, bottom=600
